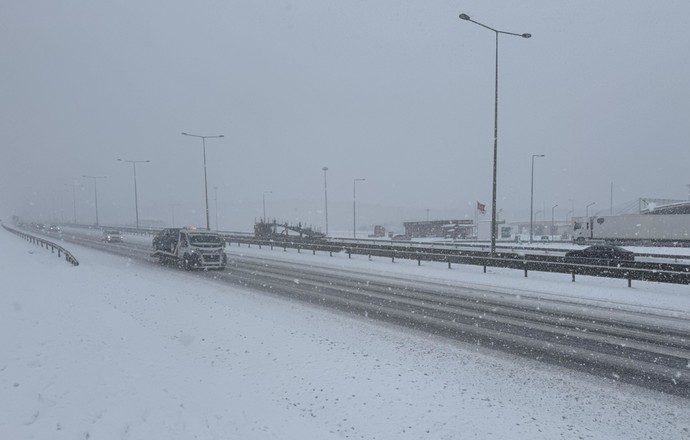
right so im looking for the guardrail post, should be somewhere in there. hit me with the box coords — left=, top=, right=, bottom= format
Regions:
left=572, top=271, right=575, bottom=282
left=348, top=249, right=352, bottom=259
left=284, top=245, right=287, bottom=252
left=524, top=267, right=528, bottom=277
left=259, top=243, right=262, bottom=249
left=298, top=246, right=301, bottom=253
left=391, top=254, right=395, bottom=263
left=330, top=250, right=333, bottom=257
left=418, top=256, right=421, bottom=266
left=447, top=257, right=451, bottom=269
left=484, top=265, right=486, bottom=273
left=271, top=243, right=274, bottom=250
left=313, top=249, right=316, bottom=255
left=628, top=277, right=632, bottom=288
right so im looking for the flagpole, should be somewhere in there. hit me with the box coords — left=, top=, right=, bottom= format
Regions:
left=475, top=202, right=478, bottom=238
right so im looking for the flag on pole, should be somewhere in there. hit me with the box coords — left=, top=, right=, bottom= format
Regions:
left=477, top=201, right=486, bottom=214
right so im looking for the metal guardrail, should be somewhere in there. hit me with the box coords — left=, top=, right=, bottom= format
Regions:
left=17, top=222, right=690, bottom=285
left=27, top=222, right=690, bottom=260
left=222, top=235, right=690, bottom=287
left=3, top=225, right=79, bottom=266
left=326, top=236, right=690, bottom=262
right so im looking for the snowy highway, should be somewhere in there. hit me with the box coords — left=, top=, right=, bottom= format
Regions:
left=3, top=226, right=690, bottom=439
left=46, top=227, right=690, bottom=398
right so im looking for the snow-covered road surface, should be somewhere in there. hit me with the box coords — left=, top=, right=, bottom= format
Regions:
left=2, top=228, right=689, bottom=439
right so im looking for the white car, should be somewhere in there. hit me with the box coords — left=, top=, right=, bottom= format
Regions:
left=102, top=230, right=123, bottom=243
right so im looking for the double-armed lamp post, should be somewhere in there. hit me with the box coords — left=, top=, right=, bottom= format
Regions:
left=181, top=132, right=224, bottom=230
left=82, top=175, right=106, bottom=227
left=262, top=190, right=272, bottom=222
left=64, top=183, right=83, bottom=224
left=322, top=166, right=329, bottom=236
left=458, top=13, right=531, bottom=254
left=529, top=154, right=545, bottom=243
left=353, top=178, right=365, bottom=238
left=117, top=159, right=149, bottom=229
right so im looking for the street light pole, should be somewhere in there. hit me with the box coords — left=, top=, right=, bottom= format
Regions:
left=534, top=210, right=542, bottom=222
left=64, top=183, right=82, bottom=224
left=322, top=166, right=329, bottom=236
left=262, top=190, right=272, bottom=222
left=181, top=132, right=225, bottom=230
left=353, top=178, right=365, bottom=238
left=117, top=159, right=150, bottom=229
left=171, top=203, right=180, bottom=228
left=551, top=204, right=559, bottom=241
left=586, top=202, right=596, bottom=219
left=214, top=186, right=219, bottom=230
left=58, top=188, right=66, bottom=223
left=530, top=154, right=545, bottom=243
left=459, top=13, right=531, bottom=255
left=82, top=175, right=106, bottom=226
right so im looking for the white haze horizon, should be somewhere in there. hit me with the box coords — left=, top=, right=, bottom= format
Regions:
left=2, top=1, right=690, bottom=231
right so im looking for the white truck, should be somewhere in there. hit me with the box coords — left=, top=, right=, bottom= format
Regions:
left=151, top=227, right=227, bottom=270
left=572, top=214, right=690, bottom=244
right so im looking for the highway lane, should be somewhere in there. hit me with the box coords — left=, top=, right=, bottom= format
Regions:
left=50, top=228, right=690, bottom=397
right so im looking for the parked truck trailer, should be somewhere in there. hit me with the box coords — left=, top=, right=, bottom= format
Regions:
left=572, top=214, right=690, bottom=244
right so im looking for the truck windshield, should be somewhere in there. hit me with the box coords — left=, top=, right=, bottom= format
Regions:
left=188, top=234, right=223, bottom=246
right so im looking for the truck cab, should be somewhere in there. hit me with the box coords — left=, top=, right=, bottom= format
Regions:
left=572, top=217, right=591, bottom=243
left=152, top=227, right=227, bottom=270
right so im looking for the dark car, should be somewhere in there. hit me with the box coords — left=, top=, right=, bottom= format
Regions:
left=564, top=245, right=634, bottom=263
left=152, top=228, right=180, bottom=252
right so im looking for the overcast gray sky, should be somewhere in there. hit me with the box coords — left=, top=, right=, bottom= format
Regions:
left=2, top=1, right=689, bottom=231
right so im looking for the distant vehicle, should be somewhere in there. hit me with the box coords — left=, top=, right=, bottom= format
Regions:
left=572, top=214, right=690, bottom=244
left=564, top=245, right=634, bottom=263
left=371, top=225, right=386, bottom=237
left=102, top=230, right=123, bottom=243
left=48, top=225, right=61, bottom=233
left=151, top=228, right=227, bottom=270
left=152, top=228, right=181, bottom=252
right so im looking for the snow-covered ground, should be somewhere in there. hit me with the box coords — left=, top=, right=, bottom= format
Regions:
left=2, top=228, right=689, bottom=439
left=227, top=242, right=690, bottom=317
